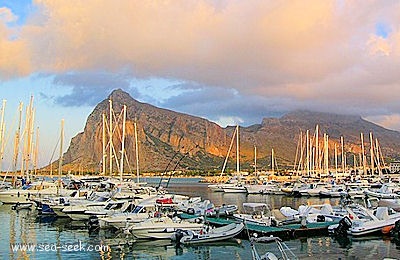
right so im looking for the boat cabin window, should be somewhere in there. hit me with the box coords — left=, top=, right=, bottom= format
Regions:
left=105, top=202, right=124, bottom=210
left=132, top=205, right=144, bottom=214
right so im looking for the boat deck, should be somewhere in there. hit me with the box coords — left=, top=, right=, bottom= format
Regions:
left=179, top=213, right=338, bottom=239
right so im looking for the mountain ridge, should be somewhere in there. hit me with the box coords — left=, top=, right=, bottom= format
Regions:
left=60, top=89, right=400, bottom=173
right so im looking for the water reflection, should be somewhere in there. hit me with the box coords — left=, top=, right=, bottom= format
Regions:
left=1, top=180, right=400, bottom=259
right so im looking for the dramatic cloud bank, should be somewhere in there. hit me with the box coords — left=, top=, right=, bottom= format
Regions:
left=1, top=0, right=400, bottom=128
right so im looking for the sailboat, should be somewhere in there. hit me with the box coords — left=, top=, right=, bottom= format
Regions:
left=0, top=100, right=68, bottom=204
left=221, top=126, right=247, bottom=193
left=208, top=125, right=241, bottom=192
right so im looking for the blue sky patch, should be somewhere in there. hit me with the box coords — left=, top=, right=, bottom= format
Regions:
left=375, top=22, right=391, bottom=38
left=0, top=0, right=33, bottom=26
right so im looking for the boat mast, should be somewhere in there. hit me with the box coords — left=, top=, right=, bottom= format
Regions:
left=102, top=113, right=106, bottom=175
left=360, top=133, right=366, bottom=176
left=12, top=102, right=23, bottom=187
left=306, top=130, right=310, bottom=177
left=109, top=99, right=113, bottom=176
left=334, top=143, right=338, bottom=179
left=340, top=136, right=344, bottom=174
left=254, top=145, right=257, bottom=176
left=134, top=120, right=140, bottom=183
left=324, top=133, right=329, bottom=176
left=0, top=100, right=6, bottom=173
left=57, top=119, right=64, bottom=196
left=375, top=138, right=382, bottom=177
left=271, top=148, right=275, bottom=175
left=315, top=125, right=319, bottom=175
left=297, top=131, right=304, bottom=176
left=369, top=132, right=374, bottom=175
left=24, top=95, right=34, bottom=183
left=119, top=105, right=126, bottom=183
left=33, top=127, right=39, bottom=176
left=236, top=125, right=240, bottom=174
left=220, top=127, right=236, bottom=178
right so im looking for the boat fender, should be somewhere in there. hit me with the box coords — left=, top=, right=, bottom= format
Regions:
left=300, top=216, right=307, bottom=227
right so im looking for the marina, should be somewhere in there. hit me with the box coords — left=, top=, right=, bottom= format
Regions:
left=1, top=177, right=400, bottom=259
left=2, top=2, right=400, bottom=259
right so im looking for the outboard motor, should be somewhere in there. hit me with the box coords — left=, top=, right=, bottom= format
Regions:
left=391, top=219, right=400, bottom=236
left=171, top=229, right=189, bottom=244
left=88, top=216, right=99, bottom=232
left=334, top=216, right=352, bottom=236
left=317, top=215, right=325, bottom=222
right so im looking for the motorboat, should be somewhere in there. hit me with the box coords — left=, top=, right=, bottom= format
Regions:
left=172, top=222, right=244, bottom=245
left=11, top=202, right=33, bottom=210
left=299, top=182, right=331, bottom=197
left=277, top=204, right=339, bottom=224
left=99, top=193, right=193, bottom=229
left=214, top=204, right=238, bottom=217
left=350, top=206, right=400, bottom=236
left=126, top=216, right=203, bottom=239
left=177, top=197, right=215, bottom=216
left=364, top=183, right=400, bottom=199
left=233, top=203, right=274, bottom=226
left=329, top=205, right=400, bottom=236
left=83, top=199, right=136, bottom=220
left=207, top=183, right=225, bottom=192
left=222, top=183, right=247, bottom=193
left=319, top=185, right=346, bottom=197
left=290, top=183, right=313, bottom=197
left=99, top=203, right=155, bottom=229
left=62, top=197, right=133, bottom=221
left=0, top=181, right=71, bottom=204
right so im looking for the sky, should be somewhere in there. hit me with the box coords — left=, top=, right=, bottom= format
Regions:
left=1, top=0, right=400, bottom=169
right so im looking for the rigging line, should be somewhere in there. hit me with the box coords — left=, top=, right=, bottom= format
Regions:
left=166, top=144, right=199, bottom=189
left=157, top=147, right=183, bottom=189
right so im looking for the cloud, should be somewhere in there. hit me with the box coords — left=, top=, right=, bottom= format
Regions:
left=366, top=114, right=400, bottom=132
left=1, top=1, right=400, bottom=129
left=0, top=7, right=31, bottom=78
left=160, top=84, right=292, bottom=126
left=52, top=71, right=131, bottom=106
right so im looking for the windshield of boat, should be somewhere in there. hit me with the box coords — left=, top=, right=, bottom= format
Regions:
left=243, top=203, right=269, bottom=214
left=132, top=205, right=144, bottom=214
left=105, top=202, right=125, bottom=210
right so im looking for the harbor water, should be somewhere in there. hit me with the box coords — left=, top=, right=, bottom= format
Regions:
left=1, top=178, right=400, bottom=259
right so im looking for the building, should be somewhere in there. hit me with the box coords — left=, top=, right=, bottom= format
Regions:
left=390, top=161, right=400, bottom=173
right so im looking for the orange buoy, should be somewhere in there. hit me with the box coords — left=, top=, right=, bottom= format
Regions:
left=382, top=225, right=394, bottom=234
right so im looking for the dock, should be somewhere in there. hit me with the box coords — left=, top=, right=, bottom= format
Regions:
left=180, top=213, right=338, bottom=239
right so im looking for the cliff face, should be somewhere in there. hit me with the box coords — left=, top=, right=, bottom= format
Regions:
left=61, top=89, right=400, bottom=173
left=62, top=89, right=234, bottom=172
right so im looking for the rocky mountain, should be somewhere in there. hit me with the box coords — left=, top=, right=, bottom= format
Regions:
left=60, top=89, right=400, bottom=173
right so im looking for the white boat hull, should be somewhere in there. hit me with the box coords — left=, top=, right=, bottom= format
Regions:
left=222, top=186, right=247, bottom=193
left=0, top=192, right=32, bottom=204
left=128, top=217, right=203, bottom=239
left=179, top=223, right=244, bottom=245
left=130, top=224, right=203, bottom=239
